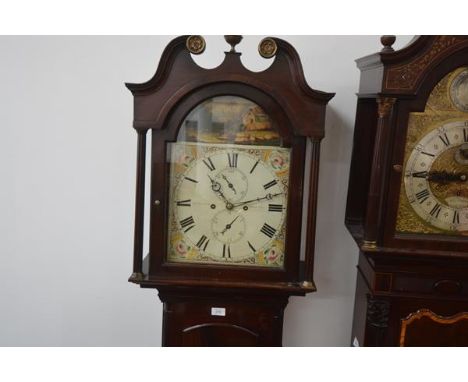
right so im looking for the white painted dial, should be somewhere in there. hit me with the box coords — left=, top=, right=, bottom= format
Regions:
left=404, top=120, right=468, bottom=232
left=167, top=142, right=290, bottom=267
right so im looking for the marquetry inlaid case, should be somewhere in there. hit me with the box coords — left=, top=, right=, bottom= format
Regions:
left=346, top=35, right=468, bottom=346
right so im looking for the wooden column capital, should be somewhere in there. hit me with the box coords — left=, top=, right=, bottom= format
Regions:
left=377, top=97, right=396, bottom=118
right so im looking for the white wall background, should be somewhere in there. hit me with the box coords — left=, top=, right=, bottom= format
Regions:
left=0, top=35, right=413, bottom=346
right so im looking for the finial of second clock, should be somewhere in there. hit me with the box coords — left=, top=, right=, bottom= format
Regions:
left=381, top=35, right=396, bottom=52
left=224, top=35, right=243, bottom=53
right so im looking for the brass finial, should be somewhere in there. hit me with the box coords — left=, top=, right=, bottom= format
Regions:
left=128, top=272, right=145, bottom=283
left=381, top=35, right=396, bottom=52
left=224, top=35, right=243, bottom=52
left=259, top=37, right=278, bottom=58
left=186, top=35, right=206, bottom=55
left=361, top=240, right=378, bottom=250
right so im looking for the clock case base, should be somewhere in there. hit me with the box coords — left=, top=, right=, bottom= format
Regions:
left=158, top=287, right=290, bottom=347
left=352, top=251, right=468, bottom=346
left=134, top=256, right=313, bottom=346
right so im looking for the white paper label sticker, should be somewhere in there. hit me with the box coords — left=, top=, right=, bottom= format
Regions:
left=211, top=307, right=226, bottom=316
left=352, top=337, right=359, bottom=347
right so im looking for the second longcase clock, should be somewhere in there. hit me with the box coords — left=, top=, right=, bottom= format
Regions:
left=126, top=35, right=334, bottom=346
left=346, top=35, right=468, bottom=346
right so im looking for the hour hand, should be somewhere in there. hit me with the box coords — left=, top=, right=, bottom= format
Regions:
left=427, top=171, right=467, bottom=183
left=208, top=175, right=222, bottom=192
left=207, top=175, right=230, bottom=204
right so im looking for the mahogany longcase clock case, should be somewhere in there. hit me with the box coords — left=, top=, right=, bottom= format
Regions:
left=126, top=35, right=334, bottom=346
left=346, top=36, right=468, bottom=346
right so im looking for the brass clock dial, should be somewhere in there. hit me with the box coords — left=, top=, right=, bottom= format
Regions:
left=167, top=142, right=289, bottom=267
left=397, top=67, right=468, bottom=236
left=404, top=120, right=468, bottom=232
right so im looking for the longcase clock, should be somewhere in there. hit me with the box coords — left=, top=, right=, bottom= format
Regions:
left=126, top=35, right=334, bottom=346
left=346, top=35, right=468, bottom=346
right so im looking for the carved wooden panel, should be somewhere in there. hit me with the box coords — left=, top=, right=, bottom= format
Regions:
left=159, top=289, right=288, bottom=346
left=400, top=309, right=468, bottom=346
left=385, top=36, right=468, bottom=91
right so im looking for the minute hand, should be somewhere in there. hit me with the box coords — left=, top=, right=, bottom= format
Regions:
left=233, top=192, right=282, bottom=208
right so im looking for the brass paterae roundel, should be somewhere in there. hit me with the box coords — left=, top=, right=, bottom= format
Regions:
left=258, top=37, right=278, bottom=59
left=450, top=69, right=468, bottom=112
left=186, top=35, right=206, bottom=55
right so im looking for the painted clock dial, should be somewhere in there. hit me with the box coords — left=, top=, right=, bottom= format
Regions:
left=397, top=67, right=468, bottom=236
left=166, top=96, right=290, bottom=268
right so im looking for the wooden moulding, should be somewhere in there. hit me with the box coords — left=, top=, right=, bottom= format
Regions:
left=400, top=309, right=468, bottom=346
left=126, top=35, right=334, bottom=290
